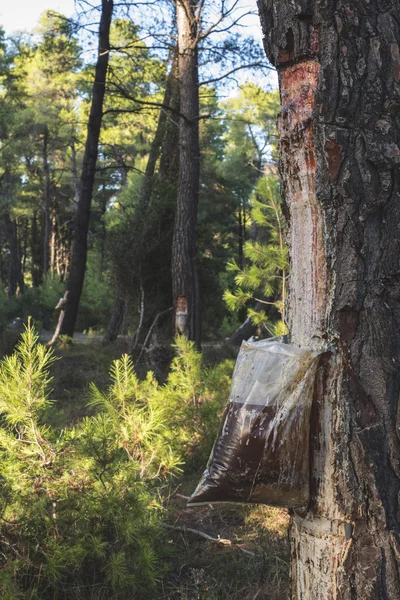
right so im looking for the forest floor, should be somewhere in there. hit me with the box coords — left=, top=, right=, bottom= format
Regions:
left=162, top=481, right=290, bottom=600
left=25, top=334, right=291, bottom=599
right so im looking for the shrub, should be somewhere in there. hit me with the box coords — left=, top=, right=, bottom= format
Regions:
left=0, top=324, right=234, bottom=598
left=0, top=323, right=172, bottom=598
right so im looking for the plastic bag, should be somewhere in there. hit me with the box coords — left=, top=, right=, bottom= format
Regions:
left=188, top=339, right=320, bottom=508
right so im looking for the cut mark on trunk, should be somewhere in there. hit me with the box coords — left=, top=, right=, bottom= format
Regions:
left=175, top=295, right=189, bottom=335
left=278, top=60, right=327, bottom=347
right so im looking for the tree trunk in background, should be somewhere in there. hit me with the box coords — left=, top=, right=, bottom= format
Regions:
left=257, top=1, right=400, bottom=598
left=52, top=0, right=114, bottom=339
left=70, top=138, right=80, bottom=206
left=158, top=54, right=180, bottom=181
left=21, top=218, right=28, bottom=274
left=103, top=294, right=127, bottom=343
left=50, top=210, right=57, bottom=276
left=113, top=144, right=129, bottom=187
left=31, top=211, right=43, bottom=287
left=172, top=0, right=201, bottom=347
left=5, top=214, right=24, bottom=297
left=43, top=127, right=51, bottom=277
left=139, top=51, right=178, bottom=206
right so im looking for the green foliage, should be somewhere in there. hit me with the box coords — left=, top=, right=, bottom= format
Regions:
left=0, top=269, right=112, bottom=333
left=0, top=323, right=165, bottom=597
left=224, top=175, right=289, bottom=337
left=0, top=322, right=234, bottom=598
left=88, top=353, right=182, bottom=479
left=0, top=319, right=56, bottom=429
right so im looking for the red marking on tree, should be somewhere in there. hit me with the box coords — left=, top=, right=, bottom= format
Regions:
left=175, top=296, right=189, bottom=335
left=176, top=296, right=188, bottom=314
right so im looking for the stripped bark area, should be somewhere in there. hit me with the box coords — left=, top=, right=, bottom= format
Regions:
left=279, top=60, right=327, bottom=346
left=257, top=1, right=400, bottom=598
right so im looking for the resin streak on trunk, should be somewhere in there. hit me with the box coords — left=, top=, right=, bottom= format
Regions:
left=278, top=60, right=326, bottom=347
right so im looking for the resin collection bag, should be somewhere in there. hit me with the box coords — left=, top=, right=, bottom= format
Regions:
left=188, top=340, right=320, bottom=508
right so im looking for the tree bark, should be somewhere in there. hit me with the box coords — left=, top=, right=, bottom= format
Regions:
left=103, top=293, right=127, bottom=343
left=140, top=51, right=178, bottom=206
left=52, top=0, right=114, bottom=339
left=50, top=210, right=57, bottom=277
left=257, top=1, right=400, bottom=598
left=43, top=127, right=51, bottom=277
left=172, top=0, right=201, bottom=347
left=31, top=211, right=43, bottom=287
left=21, top=218, right=28, bottom=274
left=70, top=138, right=80, bottom=207
left=158, top=54, right=180, bottom=182
left=4, top=214, right=24, bottom=297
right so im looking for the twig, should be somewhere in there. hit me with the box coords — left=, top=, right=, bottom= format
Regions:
left=161, top=523, right=255, bottom=556
left=175, top=493, right=190, bottom=500
left=162, top=523, right=232, bottom=545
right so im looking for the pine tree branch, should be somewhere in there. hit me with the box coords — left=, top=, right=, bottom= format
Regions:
left=200, top=62, right=272, bottom=86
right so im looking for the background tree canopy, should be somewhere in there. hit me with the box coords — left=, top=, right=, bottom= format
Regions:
left=0, top=1, right=282, bottom=348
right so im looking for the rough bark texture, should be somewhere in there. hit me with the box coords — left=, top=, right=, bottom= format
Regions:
left=172, top=0, right=201, bottom=347
left=257, top=1, right=400, bottom=598
left=54, top=0, right=113, bottom=338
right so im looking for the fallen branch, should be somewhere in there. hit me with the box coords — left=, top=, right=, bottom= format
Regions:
left=161, top=523, right=255, bottom=556
left=175, top=493, right=190, bottom=500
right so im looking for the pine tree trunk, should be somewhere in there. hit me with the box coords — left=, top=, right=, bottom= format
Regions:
left=172, top=0, right=201, bottom=346
left=50, top=210, right=57, bottom=277
left=31, top=211, right=43, bottom=287
left=257, top=1, right=400, bottom=597
left=140, top=51, right=178, bottom=206
left=158, top=54, right=180, bottom=181
left=70, top=138, right=80, bottom=206
left=53, top=0, right=113, bottom=339
left=5, top=214, right=24, bottom=297
left=21, top=218, right=28, bottom=274
left=43, top=127, right=51, bottom=277
left=103, top=294, right=127, bottom=343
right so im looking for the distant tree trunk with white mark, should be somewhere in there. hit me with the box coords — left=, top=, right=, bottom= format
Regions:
left=172, top=0, right=201, bottom=347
